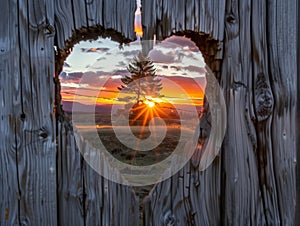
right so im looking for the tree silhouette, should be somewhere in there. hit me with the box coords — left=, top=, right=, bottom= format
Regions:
left=118, top=52, right=162, bottom=102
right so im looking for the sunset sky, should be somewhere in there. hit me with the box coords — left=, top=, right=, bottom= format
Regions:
left=60, top=35, right=206, bottom=110
left=59, top=4, right=206, bottom=111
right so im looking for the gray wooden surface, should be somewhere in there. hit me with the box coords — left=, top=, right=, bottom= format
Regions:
left=0, top=0, right=297, bottom=225
left=142, top=0, right=297, bottom=225
left=0, top=0, right=138, bottom=225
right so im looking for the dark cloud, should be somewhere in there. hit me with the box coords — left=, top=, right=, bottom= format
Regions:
left=59, top=71, right=68, bottom=79
left=61, top=72, right=83, bottom=81
left=81, top=47, right=110, bottom=53
left=170, top=65, right=182, bottom=71
left=64, top=62, right=71, bottom=67
left=122, top=50, right=140, bottom=57
left=112, top=69, right=129, bottom=75
left=163, top=36, right=200, bottom=52
left=117, top=96, right=133, bottom=102
left=183, top=65, right=206, bottom=74
left=116, top=61, right=127, bottom=67
left=149, top=49, right=178, bottom=64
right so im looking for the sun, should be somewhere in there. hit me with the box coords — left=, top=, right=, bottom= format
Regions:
left=147, top=101, right=155, bottom=108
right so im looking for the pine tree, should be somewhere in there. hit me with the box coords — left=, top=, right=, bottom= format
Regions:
left=118, top=52, right=162, bottom=102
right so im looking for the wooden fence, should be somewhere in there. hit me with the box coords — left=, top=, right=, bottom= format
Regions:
left=0, top=0, right=297, bottom=225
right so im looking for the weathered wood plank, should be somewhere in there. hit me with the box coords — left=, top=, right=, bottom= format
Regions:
left=57, top=122, right=85, bottom=226
left=72, top=0, right=88, bottom=29
left=296, top=2, right=300, bottom=224
left=250, top=0, right=281, bottom=224
left=86, top=0, right=103, bottom=27
left=57, top=121, right=139, bottom=226
left=54, top=0, right=75, bottom=49
left=17, top=0, right=57, bottom=225
left=267, top=0, right=297, bottom=224
left=220, top=0, right=266, bottom=224
left=142, top=0, right=225, bottom=40
left=55, top=0, right=135, bottom=50
left=0, top=0, right=57, bottom=225
left=103, top=0, right=116, bottom=29
left=0, top=0, right=21, bottom=225
left=117, top=0, right=136, bottom=39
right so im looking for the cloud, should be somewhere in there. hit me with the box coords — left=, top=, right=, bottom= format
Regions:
left=111, top=69, right=129, bottom=75
left=163, top=36, right=200, bottom=52
left=116, top=61, right=127, bottom=67
left=61, top=72, right=83, bottom=81
left=170, top=66, right=182, bottom=71
left=61, top=82, right=88, bottom=88
left=111, top=75, right=122, bottom=79
left=96, top=57, right=106, bottom=61
left=117, top=96, right=133, bottom=102
left=183, top=66, right=206, bottom=74
left=81, top=47, right=110, bottom=53
left=64, top=62, right=71, bottom=67
left=149, top=49, right=178, bottom=64
left=59, top=71, right=68, bottom=79
left=122, top=50, right=140, bottom=57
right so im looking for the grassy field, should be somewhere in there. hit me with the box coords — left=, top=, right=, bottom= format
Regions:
left=80, top=126, right=194, bottom=166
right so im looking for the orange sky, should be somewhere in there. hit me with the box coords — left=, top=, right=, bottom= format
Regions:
left=61, top=75, right=205, bottom=107
left=134, top=10, right=143, bottom=37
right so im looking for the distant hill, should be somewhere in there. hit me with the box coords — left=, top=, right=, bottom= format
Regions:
left=62, top=100, right=203, bottom=116
left=62, top=101, right=112, bottom=114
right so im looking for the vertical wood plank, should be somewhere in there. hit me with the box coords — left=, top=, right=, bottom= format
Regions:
left=0, top=0, right=57, bottom=225
left=57, top=122, right=85, bottom=226
left=296, top=1, right=300, bottom=224
left=72, top=0, right=88, bottom=29
left=86, top=0, right=103, bottom=27
left=220, top=0, right=267, bottom=224
left=0, top=0, right=20, bottom=224
left=267, top=0, right=297, bottom=224
left=17, top=0, right=57, bottom=225
left=54, top=0, right=75, bottom=49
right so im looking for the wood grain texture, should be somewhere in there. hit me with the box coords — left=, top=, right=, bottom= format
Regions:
left=266, top=0, right=297, bottom=224
left=296, top=1, right=300, bottom=224
left=54, top=1, right=139, bottom=225
left=0, top=0, right=57, bottom=225
left=142, top=0, right=225, bottom=41
left=1, top=0, right=137, bottom=225
left=57, top=121, right=139, bottom=226
left=54, top=0, right=136, bottom=50
left=0, top=0, right=297, bottom=225
left=0, top=0, right=20, bottom=224
left=142, top=0, right=297, bottom=225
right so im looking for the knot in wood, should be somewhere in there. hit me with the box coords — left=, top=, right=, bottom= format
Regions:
left=44, top=23, right=55, bottom=35
left=20, top=113, right=26, bottom=120
left=39, top=127, right=49, bottom=139
left=163, top=210, right=176, bottom=226
left=254, top=73, right=274, bottom=122
left=226, top=14, right=236, bottom=24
